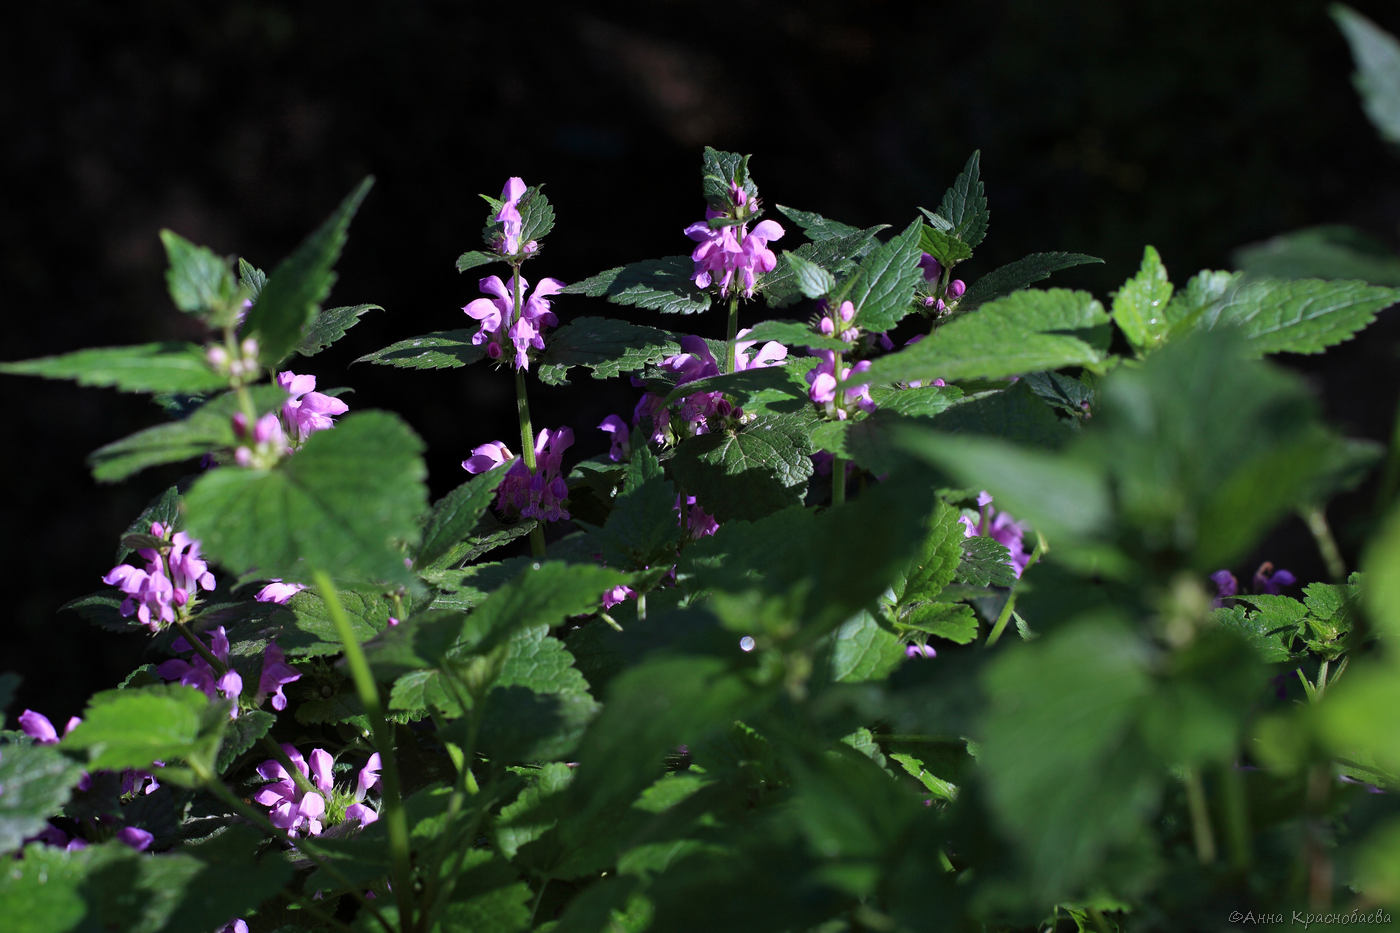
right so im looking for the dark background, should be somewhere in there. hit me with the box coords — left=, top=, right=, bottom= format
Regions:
left=6, top=0, right=1400, bottom=720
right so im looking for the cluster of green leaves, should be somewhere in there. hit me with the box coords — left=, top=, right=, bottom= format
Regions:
left=6, top=25, right=1400, bottom=928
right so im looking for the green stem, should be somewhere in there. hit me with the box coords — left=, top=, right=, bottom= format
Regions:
left=1302, top=505, right=1347, bottom=582
left=529, top=879, right=551, bottom=927
left=985, top=590, right=1019, bottom=647
left=193, top=761, right=395, bottom=933
left=1220, top=761, right=1252, bottom=871
left=313, top=570, right=416, bottom=933
left=514, top=367, right=546, bottom=560
left=724, top=295, right=740, bottom=373
left=1377, top=388, right=1400, bottom=514
left=1184, top=767, right=1217, bottom=864
left=831, top=455, right=847, bottom=506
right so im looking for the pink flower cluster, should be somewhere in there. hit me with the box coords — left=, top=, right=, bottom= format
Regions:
left=103, top=523, right=216, bottom=632
left=684, top=183, right=785, bottom=298
left=233, top=370, right=348, bottom=467
left=919, top=253, right=966, bottom=313
left=462, top=427, right=575, bottom=522
left=463, top=273, right=564, bottom=371
left=628, top=331, right=787, bottom=445
left=806, top=351, right=876, bottom=420
left=253, top=746, right=380, bottom=838
left=158, top=626, right=243, bottom=719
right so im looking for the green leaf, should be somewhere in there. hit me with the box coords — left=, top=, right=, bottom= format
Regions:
left=538, top=316, right=682, bottom=386
left=935, top=151, right=989, bottom=248
left=159, top=229, right=237, bottom=316
left=184, top=411, right=427, bottom=584
left=0, top=343, right=228, bottom=395
left=418, top=469, right=509, bottom=569
left=867, top=384, right=962, bottom=418
left=839, top=218, right=924, bottom=333
left=958, top=252, right=1104, bottom=314
left=0, top=744, right=85, bottom=853
left=1211, top=606, right=1296, bottom=663
left=88, top=384, right=288, bottom=482
left=0, top=844, right=90, bottom=931
left=663, top=365, right=806, bottom=411
left=898, top=502, right=965, bottom=601
left=856, top=289, right=1107, bottom=386
left=295, top=303, right=381, bottom=357
left=1112, top=245, right=1174, bottom=352
left=517, top=185, right=556, bottom=245
left=465, top=562, right=628, bottom=653
left=701, top=146, right=755, bottom=207
left=979, top=617, right=1158, bottom=901
left=244, top=176, right=373, bottom=366
left=761, top=228, right=884, bottom=309
left=1363, top=505, right=1400, bottom=645
left=215, top=709, right=275, bottom=773
left=1334, top=5, right=1400, bottom=146
left=826, top=610, right=906, bottom=682
left=956, top=536, right=1018, bottom=588
left=456, top=249, right=499, bottom=273
left=473, top=625, right=602, bottom=761
left=496, top=761, right=575, bottom=861
left=918, top=225, right=973, bottom=267
left=1233, top=225, right=1400, bottom=286
left=901, top=601, right=979, bottom=644
left=733, top=319, right=850, bottom=351
left=590, top=446, right=681, bottom=568
left=356, top=329, right=487, bottom=370
left=669, top=416, right=813, bottom=522
left=781, top=251, right=837, bottom=298
left=64, top=685, right=219, bottom=771
left=157, top=824, right=295, bottom=933
left=774, top=204, right=871, bottom=241
left=1197, top=277, right=1400, bottom=356
left=564, top=256, right=711, bottom=315
left=238, top=258, right=266, bottom=299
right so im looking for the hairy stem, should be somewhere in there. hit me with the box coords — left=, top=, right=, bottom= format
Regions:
left=724, top=294, right=740, bottom=373
left=514, top=367, right=546, bottom=559
left=1184, top=767, right=1217, bottom=864
left=1302, top=505, right=1347, bottom=582
left=313, top=569, right=416, bottom=932
left=831, top=455, right=847, bottom=506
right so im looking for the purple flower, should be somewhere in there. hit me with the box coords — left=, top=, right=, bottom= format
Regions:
left=103, top=523, right=215, bottom=632
left=599, top=415, right=631, bottom=463
left=1210, top=569, right=1239, bottom=607
left=817, top=299, right=859, bottom=344
left=252, top=745, right=331, bottom=838
left=220, top=922, right=250, bottom=933
left=19, top=710, right=80, bottom=744
left=257, top=643, right=301, bottom=712
left=463, top=427, right=574, bottom=522
left=116, top=826, right=154, bottom=852
left=158, top=626, right=242, bottom=718
left=234, top=411, right=289, bottom=468
left=277, top=371, right=349, bottom=443
left=678, top=494, right=719, bottom=539
left=684, top=184, right=785, bottom=298
left=733, top=327, right=789, bottom=371
left=463, top=274, right=565, bottom=370
left=805, top=351, right=876, bottom=420
left=905, top=644, right=937, bottom=659
left=602, top=584, right=637, bottom=609
left=919, top=254, right=942, bottom=282
left=1253, top=562, right=1296, bottom=595
left=255, top=579, right=306, bottom=604
left=960, top=491, right=1031, bottom=579
left=494, top=177, right=538, bottom=257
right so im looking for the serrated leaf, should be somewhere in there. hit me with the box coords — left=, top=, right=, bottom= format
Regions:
left=734, top=319, right=850, bottom=351
left=919, top=225, right=973, bottom=266
left=761, top=228, right=884, bottom=309
left=855, top=289, right=1107, bottom=386
left=88, top=384, right=288, bottom=483
left=1211, top=606, right=1296, bottom=663
left=418, top=469, right=509, bottom=568
left=538, top=316, right=682, bottom=386
left=160, top=230, right=237, bottom=316
left=280, top=585, right=395, bottom=655
left=496, top=761, right=574, bottom=862
left=65, top=685, right=218, bottom=771
left=472, top=625, right=602, bottom=761
left=1112, top=245, right=1174, bottom=352
left=827, top=611, right=906, bottom=682
left=669, top=416, right=813, bottom=522
left=782, top=251, right=837, bottom=298
left=936, top=151, right=989, bottom=248
left=465, top=562, right=629, bottom=654
left=562, top=257, right=711, bottom=315
left=899, top=502, right=965, bottom=601
left=956, top=535, right=1018, bottom=588
left=663, top=365, right=806, bottom=411
left=701, top=146, right=755, bottom=207
left=1197, top=277, right=1400, bottom=356
left=184, top=411, right=427, bottom=584
left=774, top=204, right=868, bottom=241
left=868, top=384, right=961, bottom=418
left=1233, top=225, right=1400, bottom=286
left=238, top=258, right=266, bottom=300
left=958, top=252, right=1104, bottom=314
left=0, top=744, right=85, bottom=853
left=214, top=709, right=275, bottom=774
left=0, top=343, right=228, bottom=395
left=517, top=185, right=555, bottom=245
left=1334, top=5, right=1400, bottom=146
left=889, top=752, right=958, bottom=801
left=839, top=218, right=924, bottom=333
left=591, top=446, right=680, bottom=568
left=456, top=250, right=500, bottom=273
left=356, top=328, right=487, bottom=370
left=295, top=303, right=381, bottom=357
left=244, top=177, right=373, bottom=366
left=0, top=844, right=90, bottom=930
left=901, top=601, right=979, bottom=643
